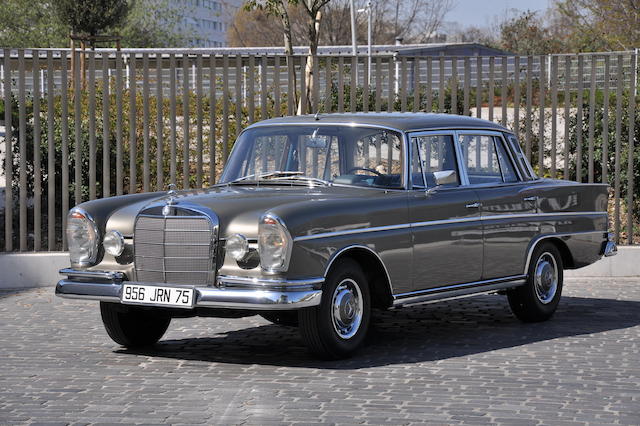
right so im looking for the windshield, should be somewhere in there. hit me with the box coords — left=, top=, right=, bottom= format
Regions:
left=220, top=125, right=405, bottom=188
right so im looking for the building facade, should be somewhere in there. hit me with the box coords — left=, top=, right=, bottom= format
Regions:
left=177, top=0, right=244, bottom=47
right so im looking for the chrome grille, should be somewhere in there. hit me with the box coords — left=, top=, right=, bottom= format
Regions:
left=134, top=207, right=217, bottom=285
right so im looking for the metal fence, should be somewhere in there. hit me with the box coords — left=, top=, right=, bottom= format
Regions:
left=0, top=48, right=638, bottom=252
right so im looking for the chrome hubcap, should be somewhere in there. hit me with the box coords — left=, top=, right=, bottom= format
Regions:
left=534, top=252, right=558, bottom=304
left=331, top=278, right=363, bottom=339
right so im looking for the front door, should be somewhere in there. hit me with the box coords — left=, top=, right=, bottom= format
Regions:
left=409, top=132, right=483, bottom=291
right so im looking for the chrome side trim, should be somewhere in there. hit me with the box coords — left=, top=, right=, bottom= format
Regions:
left=522, top=230, right=607, bottom=274
left=392, top=275, right=527, bottom=308
left=294, top=212, right=608, bottom=242
left=324, top=244, right=394, bottom=294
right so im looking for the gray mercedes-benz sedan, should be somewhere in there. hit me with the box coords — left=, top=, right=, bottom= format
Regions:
left=56, top=112, right=616, bottom=359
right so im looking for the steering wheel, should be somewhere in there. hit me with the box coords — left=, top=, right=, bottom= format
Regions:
left=347, top=167, right=383, bottom=177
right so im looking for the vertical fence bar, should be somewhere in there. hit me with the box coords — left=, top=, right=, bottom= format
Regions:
left=427, top=57, right=433, bottom=112
left=563, top=56, right=571, bottom=179
left=196, top=54, right=204, bottom=188
left=626, top=52, right=636, bottom=244
left=287, top=55, right=295, bottom=115
left=300, top=56, right=307, bottom=114
left=18, top=50, right=27, bottom=250
left=247, top=55, right=255, bottom=123
left=400, top=57, right=407, bottom=112
left=183, top=54, right=191, bottom=188
left=236, top=55, right=243, bottom=133
left=73, top=49, right=82, bottom=207
left=47, top=51, right=55, bottom=250
left=463, top=57, right=469, bottom=115
left=142, top=53, right=150, bottom=192
left=102, top=53, right=110, bottom=198
left=550, top=55, right=558, bottom=179
left=602, top=55, right=610, bottom=183
left=222, top=55, right=229, bottom=161
left=128, top=53, right=137, bottom=193
left=169, top=54, right=177, bottom=185
left=438, top=56, right=445, bottom=112
left=388, top=57, right=394, bottom=112
left=413, top=57, right=420, bottom=112
left=260, top=56, right=268, bottom=119
left=538, top=55, right=546, bottom=174
left=313, top=55, right=320, bottom=114
left=60, top=52, right=69, bottom=250
left=115, top=50, right=123, bottom=195
left=274, top=56, right=281, bottom=117
left=614, top=54, right=623, bottom=242
left=576, top=55, right=584, bottom=182
left=156, top=53, right=163, bottom=190
left=209, top=55, right=217, bottom=184
left=525, top=56, right=533, bottom=161
left=475, top=56, right=482, bottom=118
left=3, top=49, right=12, bottom=251
left=337, top=57, right=344, bottom=112
left=501, top=56, right=507, bottom=126
left=325, top=57, right=332, bottom=113
left=450, top=57, right=457, bottom=114
left=488, top=56, right=494, bottom=121
left=88, top=51, right=96, bottom=201
left=362, top=56, right=369, bottom=113
left=513, top=56, right=520, bottom=140
left=349, top=56, right=356, bottom=112
left=32, top=50, right=42, bottom=250
left=587, top=55, right=597, bottom=183
left=375, top=57, right=382, bottom=112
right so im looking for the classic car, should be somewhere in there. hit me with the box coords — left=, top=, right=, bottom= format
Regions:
left=56, top=112, right=616, bottom=359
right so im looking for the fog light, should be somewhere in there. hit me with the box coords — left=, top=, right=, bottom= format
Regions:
left=227, top=234, right=249, bottom=261
left=103, top=230, right=125, bottom=257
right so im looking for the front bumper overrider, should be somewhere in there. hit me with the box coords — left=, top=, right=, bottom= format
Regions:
left=55, top=269, right=323, bottom=310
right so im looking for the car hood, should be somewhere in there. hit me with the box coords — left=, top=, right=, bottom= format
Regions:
left=106, top=184, right=361, bottom=238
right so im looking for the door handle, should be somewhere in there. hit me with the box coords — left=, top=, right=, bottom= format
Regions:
left=465, top=202, right=481, bottom=209
left=523, top=196, right=538, bottom=202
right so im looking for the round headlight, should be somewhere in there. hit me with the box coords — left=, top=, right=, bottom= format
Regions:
left=258, top=214, right=292, bottom=273
left=67, top=208, right=99, bottom=268
left=103, top=230, right=125, bottom=257
left=226, top=233, right=249, bottom=261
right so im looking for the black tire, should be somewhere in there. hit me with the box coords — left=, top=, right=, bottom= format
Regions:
left=507, top=242, right=564, bottom=322
left=100, top=302, right=171, bottom=347
left=259, top=311, right=299, bottom=327
left=299, top=258, right=371, bottom=359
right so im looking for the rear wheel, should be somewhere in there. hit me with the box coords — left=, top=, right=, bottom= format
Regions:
left=259, top=311, right=299, bottom=327
left=299, top=258, right=370, bottom=359
left=507, top=242, right=563, bottom=322
left=100, top=302, right=171, bottom=347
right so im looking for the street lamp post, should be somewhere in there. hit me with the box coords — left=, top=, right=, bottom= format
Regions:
left=357, top=1, right=372, bottom=85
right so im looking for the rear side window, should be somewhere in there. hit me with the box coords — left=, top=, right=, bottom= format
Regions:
left=458, top=135, right=519, bottom=184
left=506, top=134, right=537, bottom=180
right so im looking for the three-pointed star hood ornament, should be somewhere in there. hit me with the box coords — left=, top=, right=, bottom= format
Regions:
left=162, top=184, right=178, bottom=216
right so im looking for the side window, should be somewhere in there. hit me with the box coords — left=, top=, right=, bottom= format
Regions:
left=495, top=138, right=519, bottom=183
left=506, top=134, right=537, bottom=180
left=459, top=135, right=519, bottom=184
left=411, top=134, right=459, bottom=188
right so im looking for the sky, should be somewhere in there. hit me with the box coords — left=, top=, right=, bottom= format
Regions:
left=448, top=0, right=551, bottom=28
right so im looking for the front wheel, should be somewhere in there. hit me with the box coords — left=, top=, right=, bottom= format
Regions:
left=299, top=258, right=371, bottom=359
left=100, top=302, right=171, bottom=347
left=507, top=242, right=563, bottom=322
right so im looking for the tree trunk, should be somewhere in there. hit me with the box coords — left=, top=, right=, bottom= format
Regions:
left=298, top=9, right=321, bottom=115
left=282, top=10, right=298, bottom=114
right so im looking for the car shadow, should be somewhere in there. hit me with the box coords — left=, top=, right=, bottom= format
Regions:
left=116, top=294, right=640, bottom=369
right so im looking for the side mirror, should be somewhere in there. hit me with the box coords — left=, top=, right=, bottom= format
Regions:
left=433, top=170, right=458, bottom=186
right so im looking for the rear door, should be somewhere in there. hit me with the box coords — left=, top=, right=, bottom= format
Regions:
left=457, top=131, right=539, bottom=279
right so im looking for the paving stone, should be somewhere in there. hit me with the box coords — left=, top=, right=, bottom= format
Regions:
left=0, top=278, right=639, bottom=424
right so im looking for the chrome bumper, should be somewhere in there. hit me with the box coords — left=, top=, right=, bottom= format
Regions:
left=56, top=269, right=323, bottom=310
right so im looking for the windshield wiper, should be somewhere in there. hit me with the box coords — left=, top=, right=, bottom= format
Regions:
left=270, top=175, right=331, bottom=186
left=227, top=170, right=304, bottom=184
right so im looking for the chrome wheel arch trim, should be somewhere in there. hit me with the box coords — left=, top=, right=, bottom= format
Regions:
left=522, top=230, right=606, bottom=275
left=323, top=244, right=395, bottom=295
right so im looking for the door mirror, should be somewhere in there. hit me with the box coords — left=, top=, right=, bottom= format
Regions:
left=433, top=170, right=457, bottom=186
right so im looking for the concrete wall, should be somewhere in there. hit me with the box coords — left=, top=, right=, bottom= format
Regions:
left=0, top=248, right=638, bottom=290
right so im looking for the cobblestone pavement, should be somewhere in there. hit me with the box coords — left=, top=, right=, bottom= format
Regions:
left=0, top=277, right=638, bottom=425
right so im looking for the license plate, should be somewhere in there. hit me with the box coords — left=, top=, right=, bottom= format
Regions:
left=121, top=284, right=195, bottom=309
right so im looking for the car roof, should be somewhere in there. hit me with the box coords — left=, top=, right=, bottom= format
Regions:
left=247, top=112, right=511, bottom=133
